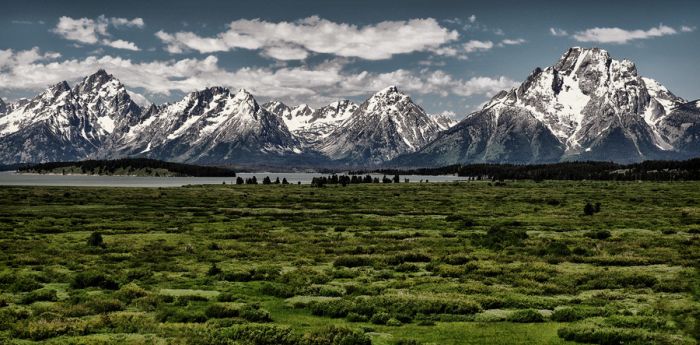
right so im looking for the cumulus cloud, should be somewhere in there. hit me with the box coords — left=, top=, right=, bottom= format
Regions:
left=156, top=16, right=459, bottom=60
left=52, top=15, right=143, bottom=51
left=0, top=47, right=515, bottom=107
left=572, top=24, right=680, bottom=44
left=681, top=25, right=696, bottom=32
left=549, top=27, right=568, bottom=37
left=104, top=39, right=140, bottom=51
left=463, top=40, right=494, bottom=53
left=500, top=38, right=526, bottom=46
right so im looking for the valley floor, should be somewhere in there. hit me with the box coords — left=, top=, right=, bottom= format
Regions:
left=0, top=181, right=698, bottom=344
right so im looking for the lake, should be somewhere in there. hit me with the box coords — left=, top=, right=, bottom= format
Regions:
left=0, top=171, right=470, bottom=187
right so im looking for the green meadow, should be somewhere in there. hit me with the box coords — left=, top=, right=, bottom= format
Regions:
left=0, top=181, right=698, bottom=344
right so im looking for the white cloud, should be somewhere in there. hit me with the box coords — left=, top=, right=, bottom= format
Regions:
left=468, top=15, right=477, bottom=24
left=156, top=16, right=459, bottom=60
left=52, top=15, right=143, bottom=51
left=500, top=38, right=526, bottom=46
left=681, top=25, right=696, bottom=32
left=549, top=27, right=568, bottom=37
left=110, top=17, right=144, bottom=28
left=104, top=39, right=140, bottom=51
left=572, top=24, right=678, bottom=44
left=0, top=48, right=515, bottom=107
left=463, top=40, right=493, bottom=53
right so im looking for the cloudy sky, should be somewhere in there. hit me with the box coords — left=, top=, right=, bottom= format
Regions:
left=1, top=0, right=698, bottom=118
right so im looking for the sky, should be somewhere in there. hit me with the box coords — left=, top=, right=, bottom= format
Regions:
left=1, top=0, right=698, bottom=119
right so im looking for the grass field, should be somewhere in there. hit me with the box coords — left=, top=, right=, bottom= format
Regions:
left=0, top=181, right=699, bottom=344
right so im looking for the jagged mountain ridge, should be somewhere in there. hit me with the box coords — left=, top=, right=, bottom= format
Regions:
left=262, top=100, right=358, bottom=146
left=393, top=47, right=700, bottom=166
left=0, top=70, right=142, bottom=163
left=318, top=86, right=443, bottom=165
left=105, top=86, right=302, bottom=164
left=1, top=48, right=699, bottom=167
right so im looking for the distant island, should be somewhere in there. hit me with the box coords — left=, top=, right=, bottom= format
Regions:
left=17, top=158, right=236, bottom=177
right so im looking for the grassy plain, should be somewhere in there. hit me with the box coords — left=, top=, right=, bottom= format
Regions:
left=0, top=181, right=698, bottom=344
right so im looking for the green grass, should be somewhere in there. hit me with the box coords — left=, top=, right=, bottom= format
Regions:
left=0, top=181, right=698, bottom=344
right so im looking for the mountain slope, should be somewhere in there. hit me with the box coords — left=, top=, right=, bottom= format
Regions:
left=393, top=47, right=700, bottom=166
left=0, top=70, right=143, bottom=164
left=113, top=87, right=302, bottom=164
left=263, top=100, right=358, bottom=146
left=319, top=86, right=441, bottom=165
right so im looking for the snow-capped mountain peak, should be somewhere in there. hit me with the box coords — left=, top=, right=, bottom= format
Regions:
left=398, top=47, right=700, bottom=166
left=319, top=86, right=441, bottom=164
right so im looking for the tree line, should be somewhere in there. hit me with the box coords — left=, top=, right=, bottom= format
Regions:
left=19, top=158, right=237, bottom=177
left=367, top=158, right=700, bottom=181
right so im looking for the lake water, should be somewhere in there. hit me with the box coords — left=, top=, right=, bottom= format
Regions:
left=0, top=171, right=470, bottom=187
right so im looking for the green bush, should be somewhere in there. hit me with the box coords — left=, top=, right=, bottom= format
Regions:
left=8, top=275, right=42, bottom=293
left=87, top=232, right=104, bottom=247
left=303, top=325, right=371, bottom=345
left=551, top=306, right=606, bottom=322
left=386, top=253, right=431, bottom=265
left=205, top=303, right=240, bottom=318
left=558, top=323, right=656, bottom=345
left=333, top=256, right=374, bottom=268
left=479, top=226, right=528, bottom=250
left=370, top=312, right=391, bottom=325
left=156, top=307, right=207, bottom=323
left=19, top=289, right=58, bottom=304
left=586, top=230, right=611, bottom=240
left=70, top=271, right=119, bottom=290
left=507, top=309, right=544, bottom=323
left=346, top=312, right=368, bottom=322
left=240, top=305, right=272, bottom=322
left=216, top=324, right=299, bottom=345
left=386, top=318, right=402, bottom=326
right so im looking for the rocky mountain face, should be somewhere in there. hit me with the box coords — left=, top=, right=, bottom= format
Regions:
left=0, top=70, right=142, bottom=164
left=431, top=114, right=457, bottom=130
left=107, top=87, right=302, bottom=164
left=262, top=100, right=358, bottom=146
left=394, top=47, right=700, bottom=166
left=1, top=48, right=698, bottom=167
left=318, top=86, right=442, bottom=165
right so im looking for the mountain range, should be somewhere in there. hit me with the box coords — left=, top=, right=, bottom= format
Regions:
left=0, top=47, right=698, bottom=168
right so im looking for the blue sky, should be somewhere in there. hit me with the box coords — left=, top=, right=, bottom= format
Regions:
left=1, top=0, right=698, bottom=118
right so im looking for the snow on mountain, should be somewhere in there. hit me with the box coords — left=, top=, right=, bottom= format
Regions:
left=263, top=100, right=358, bottom=146
left=431, top=113, right=458, bottom=130
left=113, top=86, right=301, bottom=164
left=320, top=86, right=441, bottom=165
left=395, top=47, right=699, bottom=166
left=1, top=57, right=698, bottom=166
left=0, top=81, right=100, bottom=163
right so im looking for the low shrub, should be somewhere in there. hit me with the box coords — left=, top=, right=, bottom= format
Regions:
left=303, top=325, right=371, bottom=345
left=19, top=289, right=58, bottom=304
left=333, top=256, right=374, bottom=268
left=205, top=303, right=240, bottom=318
left=507, top=309, right=544, bottom=323
left=551, top=306, right=606, bottom=322
left=240, top=305, right=272, bottom=323
left=70, top=271, right=119, bottom=290
left=370, top=312, right=391, bottom=325
left=586, top=230, right=611, bottom=240
left=386, top=253, right=431, bottom=265
left=558, top=323, right=658, bottom=345
left=346, top=312, right=368, bottom=322
left=156, top=307, right=207, bottom=323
